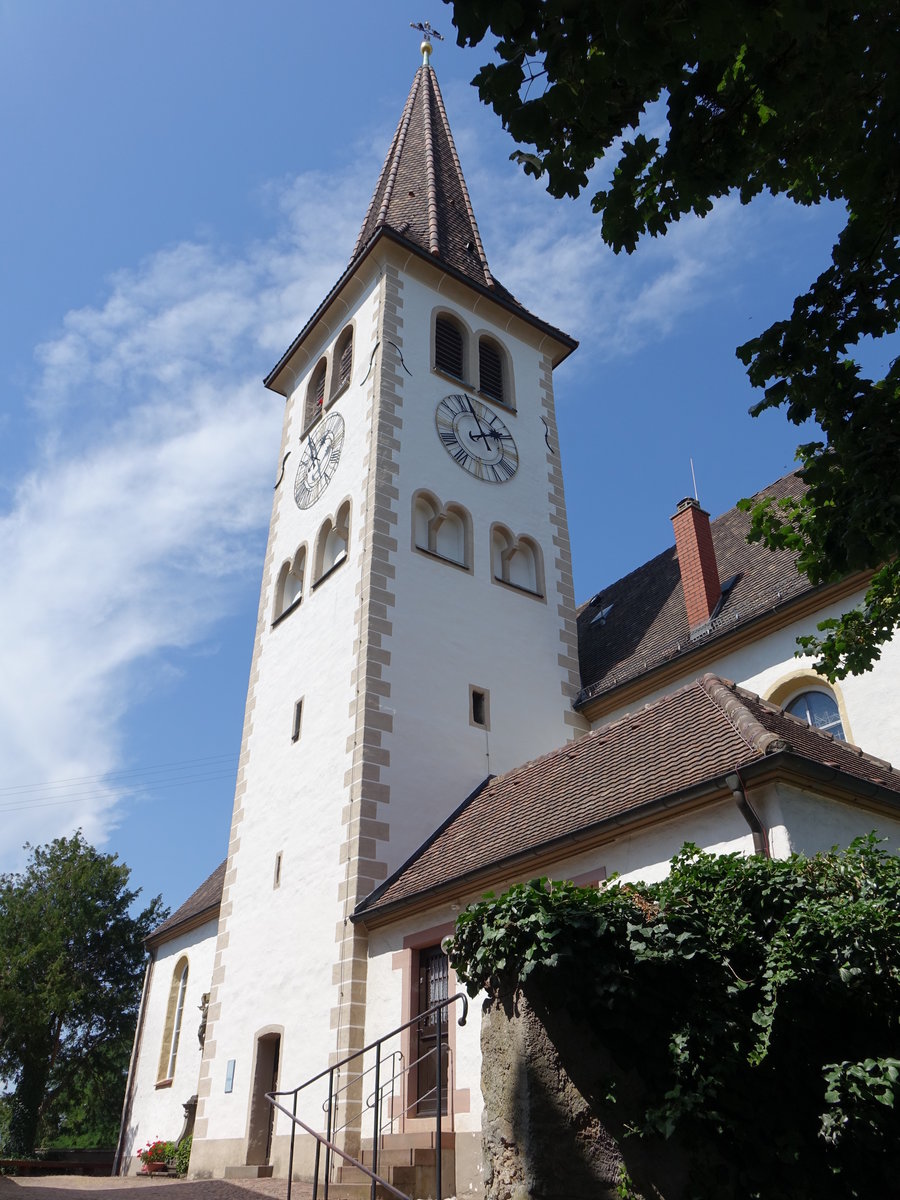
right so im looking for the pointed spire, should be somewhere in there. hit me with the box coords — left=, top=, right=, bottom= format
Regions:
left=352, top=64, right=495, bottom=292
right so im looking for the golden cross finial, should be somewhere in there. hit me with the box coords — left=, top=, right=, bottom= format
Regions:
left=410, top=20, right=444, bottom=65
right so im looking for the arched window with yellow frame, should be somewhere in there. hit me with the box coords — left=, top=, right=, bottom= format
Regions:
left=765, top=672, right=851, bottom=743
left=157, top=957, right=189, bottom=1083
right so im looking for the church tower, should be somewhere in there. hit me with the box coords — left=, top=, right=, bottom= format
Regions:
left=189, top=40, right=582, bottom=1179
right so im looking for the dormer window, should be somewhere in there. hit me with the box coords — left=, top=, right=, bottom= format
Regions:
left=435, top=316, right=464, bottom=379
left=479, top=338, right=504, bottom=404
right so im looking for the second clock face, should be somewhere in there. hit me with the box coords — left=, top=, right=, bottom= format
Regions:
left=294, top=412, right=345, bottom=509
left=435, top=393, right=518, bottom=483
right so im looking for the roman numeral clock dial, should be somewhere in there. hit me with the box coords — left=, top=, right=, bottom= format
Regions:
left=294, top=412, right=345, bottom=510
left=434, top=393, right=518, bottom=483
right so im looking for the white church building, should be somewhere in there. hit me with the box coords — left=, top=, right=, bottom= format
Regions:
left=116, top=43, right=900, bottom=1197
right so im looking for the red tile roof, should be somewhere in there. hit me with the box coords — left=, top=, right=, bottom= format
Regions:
left=355, top=674, right=899, bottom=919
left=148, top=860, right=225, bottom=945
left=576, top=475, right=816, bottom=705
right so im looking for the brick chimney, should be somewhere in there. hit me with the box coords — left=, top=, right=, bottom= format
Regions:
left=671, top=497, right=721, bottom=628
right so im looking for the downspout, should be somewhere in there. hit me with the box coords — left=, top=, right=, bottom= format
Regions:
left=726, top=770, right=771, bottom=858
left=113, top=949, right=155, bottom=1176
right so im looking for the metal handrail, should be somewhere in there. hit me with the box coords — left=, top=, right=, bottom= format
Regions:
left=326, top=1050, right=405, bottom=1141
left=266, top=991, right=468, bottom=1200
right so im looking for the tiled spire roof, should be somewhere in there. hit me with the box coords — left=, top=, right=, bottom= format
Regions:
left=352, top=64, right=496, bottom=292
left=264, top=60, right=576, bottom=396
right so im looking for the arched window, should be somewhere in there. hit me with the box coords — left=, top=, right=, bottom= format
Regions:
left=274, top=548, right=306, bottom=620
left=414, top=492, right=440, bottom=552
left=332, top=326, right=353, bottom=398
left=507, top=539, right=538, bottom=591
left=434, top=508, right=466, bottom=565
left=412, top=492, right=471, bottom=570
left=491, top=525, right=544, bottom=597
left=766, top=674, right=851, bottom=743
left=479, top=337, right=505, bottom=404
left=315, top=501, right=350, bottom=582
left=158, top=957, right=189, bottom=1083
left=786, top=690, right=845, bottom=739
left=435, top=315, right=465, bottom=380
left=303, top=358, right=327, bottom=431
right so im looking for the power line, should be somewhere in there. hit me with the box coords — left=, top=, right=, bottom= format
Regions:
left=0, top=766, right=238, bottom=814
left=0, top=753, right=238, bottom=798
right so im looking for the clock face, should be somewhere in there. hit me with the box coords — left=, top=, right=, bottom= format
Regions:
left=435, top=393, right=518, bottom=483
left=294, top=412, right=345, bottom=510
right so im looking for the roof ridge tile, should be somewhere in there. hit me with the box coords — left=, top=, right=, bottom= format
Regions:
left=698, top=673, right=790, bottom=755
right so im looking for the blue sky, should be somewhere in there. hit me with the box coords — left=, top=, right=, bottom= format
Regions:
left=0, top=1, right=879, bottom=914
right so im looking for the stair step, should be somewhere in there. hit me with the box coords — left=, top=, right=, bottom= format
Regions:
left=361, top=1132, right=455, bottom=1152
left=359, top=1147, right=445, bottom=1168
left=323, top=1185, right=396, bottom=1200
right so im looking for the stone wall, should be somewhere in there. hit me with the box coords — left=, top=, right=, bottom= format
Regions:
left=480, top=989, right=688, bottom=1200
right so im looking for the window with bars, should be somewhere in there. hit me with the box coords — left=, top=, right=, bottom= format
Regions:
left=479, top=338, right=504, bottom=403
left=435, top=316, right=464, bottom=379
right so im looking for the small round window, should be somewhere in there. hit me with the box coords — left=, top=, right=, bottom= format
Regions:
left=785, top=690, right=844, bottom=740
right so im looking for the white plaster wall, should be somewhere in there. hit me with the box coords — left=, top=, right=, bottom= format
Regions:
left=198, top=272, right=383, bottom=1148
left=593, top=586, right=900, bottom=769
left=378, top=264, right=577, bottom=869
left=757, top=781, right=900, bottom=858
left=122, top=919, right=218, bottom=1172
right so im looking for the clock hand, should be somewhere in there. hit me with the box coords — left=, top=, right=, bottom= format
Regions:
left=307, top=433, right=322, bottom=478
left=468, top=427, right=510, bottom=444
left=463, top=396, right=494, bottom=445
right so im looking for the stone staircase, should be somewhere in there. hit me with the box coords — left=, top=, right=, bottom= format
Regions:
left=327, top=1131, right=455, bottom=1200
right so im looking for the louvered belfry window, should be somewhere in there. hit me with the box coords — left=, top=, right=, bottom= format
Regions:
left=337, top=329, right=352, bottom=390
left=305, top=359, right=327, bottom=429
left=479, top=339, right=504, bottom=403
left=435, top=317, right=464, bottom=379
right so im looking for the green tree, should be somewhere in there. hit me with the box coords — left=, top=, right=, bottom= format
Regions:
left=0, top=833, right=165, bottom=1156
left=448, top=838, right=900, bottom=1198
left=447, top=0, right=900, bottom=678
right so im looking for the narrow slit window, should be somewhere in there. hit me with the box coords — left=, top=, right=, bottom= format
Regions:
left=291, top=699, right=303, bottom=743
left=470, top=686, right=490, bottom=729
left=273, top=852, right=282, bottom=889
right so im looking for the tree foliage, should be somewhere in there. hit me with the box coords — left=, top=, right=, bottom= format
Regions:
left=447, top=838, right=900, bottom=1198
left=447, top=0, right=900, bottom=678
left=0, top=833, right=166, bottom=1155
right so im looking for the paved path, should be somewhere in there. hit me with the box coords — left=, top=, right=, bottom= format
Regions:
left=0, top=1179, right=314, bottom=1200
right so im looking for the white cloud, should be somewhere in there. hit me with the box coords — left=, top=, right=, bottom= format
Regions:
left=0, top=167, right=371, bottom=869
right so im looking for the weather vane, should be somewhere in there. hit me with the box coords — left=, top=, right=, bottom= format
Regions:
left=411, top=20, right=444, bottom=65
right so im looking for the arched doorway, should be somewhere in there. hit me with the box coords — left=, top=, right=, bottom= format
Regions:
left=247, top=1032, right=281, bottom=1167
